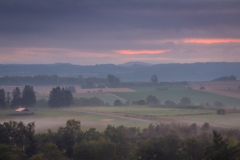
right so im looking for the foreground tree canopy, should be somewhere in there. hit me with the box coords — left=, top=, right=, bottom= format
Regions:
left=1, top=120, right=240, bottom=160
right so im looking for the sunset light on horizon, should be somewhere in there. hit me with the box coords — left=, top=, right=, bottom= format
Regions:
left=0, top=0, right=240, bottom=65
left=115, top=50, right=171, bottom=55
left=184, top=39, right=240, bottom=44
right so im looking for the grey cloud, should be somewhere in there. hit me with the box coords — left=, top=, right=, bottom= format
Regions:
left=0, top=0, right=240, bottom=51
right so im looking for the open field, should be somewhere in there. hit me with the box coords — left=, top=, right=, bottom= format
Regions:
left=1, top=82, right=240, bottom=132
left=1, top=106, right=240, bottom=133
left=113, top=85, right=240, bottom=107
left=0, top=108, right=157, bottom=133
left=189, top=81, right=240, bottom=99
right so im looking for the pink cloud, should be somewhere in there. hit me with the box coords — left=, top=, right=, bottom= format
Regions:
left=115, top=50, right=171, bottom=55
left=184, top=39, right=240, bottom=44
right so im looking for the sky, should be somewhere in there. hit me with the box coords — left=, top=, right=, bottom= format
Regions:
left=0, top=0, right=240, bottom=65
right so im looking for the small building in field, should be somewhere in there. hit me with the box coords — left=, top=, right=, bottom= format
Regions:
left=15, top=108, right=34, bottom=115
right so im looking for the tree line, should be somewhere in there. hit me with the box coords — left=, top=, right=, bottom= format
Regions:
left=0, top=74, right=120, bottom=88
left=0, top=74, right=189, bottom=88
left=0, top=86, right=106, bottom=108
left=0, top=85, right=36, bottom=109
left=0, top=120, right=240, bottom=160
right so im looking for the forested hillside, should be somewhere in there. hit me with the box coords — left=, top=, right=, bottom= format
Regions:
left=0, top=62, right=240, bottom=81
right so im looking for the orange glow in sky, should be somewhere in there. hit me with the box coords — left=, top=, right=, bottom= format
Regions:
left=184, top=39, right=240, bottom=44
left=115, top=50, right=171, bottom=54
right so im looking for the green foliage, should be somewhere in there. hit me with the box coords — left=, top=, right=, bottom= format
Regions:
left=11, top=87, right=22, bottom=108
left=180, top=97, right=192, bottom=105
left=48, top=86, right=73, bottom=108
left=146, top=95, right=160, bottom=105
left=43, top=142, right=65, bottom=160
left=0, top=121, right=36, bottom=157
left=204, top=130, right=240, bottom=160
left=57, top=119, right=82, bottom=157
left=1, top=120, right=240, bottom=160
left=22, top=85, right=36, bottom=107
left=73, top=138, right=116, bottom=160
left=74, top=97, right=104, bottom=106
left=0, top=89, right=6, bottom=108
left=201, top=122, right=210, bottom=132
left=64, top=86, right=76, bottom=93
left=0, top=75, right=106, bottom=86
left=213, top=75, right=237, bottom=81
left=107, top=74, right=120, bottom=87
left=177, top=137, right=204, bottom=160
left=151, top=74, right=158, bottom=84
left=136, top=133, right=180, bottom=160
left=84, top=128, right=101, bottom=141
left=114, top=100, right=123, bottom=106
left=0, top=144, right=26, bottom=160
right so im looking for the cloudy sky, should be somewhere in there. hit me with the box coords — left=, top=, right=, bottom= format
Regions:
left=1, top=0, right=240, bottom=65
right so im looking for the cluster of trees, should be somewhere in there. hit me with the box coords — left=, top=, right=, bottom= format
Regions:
left=0, top=120, right=240, bottom=160
left=48, top=87, right=73, bottom=108
left=213, top=75, right=237, bottom=81
left=0, top=85, right=36, bottom=108
left=0, top=75, right=105, bottom=86
left=114, top=95, right=193, bottom=107
left=151, top=74, right=158, bottom=85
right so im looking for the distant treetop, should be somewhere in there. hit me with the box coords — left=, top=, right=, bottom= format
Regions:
left=212, top=75, right=237, bottom=81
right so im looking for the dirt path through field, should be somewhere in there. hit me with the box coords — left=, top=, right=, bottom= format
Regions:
left=106, top=93, right=127, bottom=102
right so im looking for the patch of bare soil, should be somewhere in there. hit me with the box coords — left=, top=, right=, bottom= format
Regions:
left=101, top=119, right=114, bottom=121
left=189, top=81, right=240, bottom=99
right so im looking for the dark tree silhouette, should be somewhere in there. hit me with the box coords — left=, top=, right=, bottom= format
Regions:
left=48, top=87, right=73, bottom=108
left=146, top=95, right=160, bottom=105
left=11, top=87, right=22, bottom=108
left=0, top=89, right=6, bottom=108
left=22, top=85, right=36, bottom=107
left=151, top=74, right=158, bottom=85
left=107, top=74, right=120, bottom=87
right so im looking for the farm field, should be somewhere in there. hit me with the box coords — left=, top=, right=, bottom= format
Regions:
left=1, top=82, right=240, bottom=132
left=112, top=85, right=240, bottom=107
left=189, top=81, right=240, bottom=99
left=0, top=108, right=157, bottom=133
left=1, top=105, right=240, bottom=133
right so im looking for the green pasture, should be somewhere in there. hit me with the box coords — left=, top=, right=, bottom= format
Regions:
left=1, top=105, right=240, bottom=132
left=112, top=86, right=240, bottom=107
left=73, top=106, right=215, bottom=116
left=0, top=108, right=156, bottom=132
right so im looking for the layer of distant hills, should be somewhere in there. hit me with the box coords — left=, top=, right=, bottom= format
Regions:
left=0, top=62, right=239, bottom=81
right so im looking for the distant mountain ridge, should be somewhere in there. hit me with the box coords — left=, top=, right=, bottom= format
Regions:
left=0, top=62, right=239, bottom=81
left=119, top=61, right=153, bottom=67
